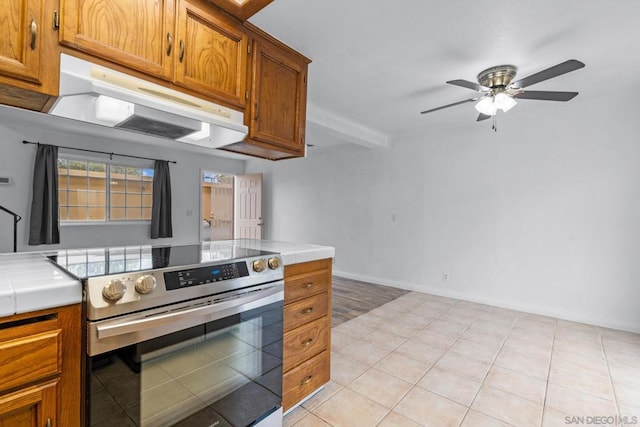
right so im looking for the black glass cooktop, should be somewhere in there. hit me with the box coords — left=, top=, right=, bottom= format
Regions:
left=47, top=244, right=276, bottom=279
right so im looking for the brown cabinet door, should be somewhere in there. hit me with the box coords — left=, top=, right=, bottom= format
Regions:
left=0, top=380, right=57, bottom=427
left=248, top=38, right=307, bottom=155
left=204, top=0, right=273, bottom=21
left=60, top=0, right=175, bottom=79
left=0, top=0, right=43, bottom=84
left=174, top=0, right=248, bottom=108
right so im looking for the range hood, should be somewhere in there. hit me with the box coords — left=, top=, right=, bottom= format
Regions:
left=49, top=54, right=248, bottom=148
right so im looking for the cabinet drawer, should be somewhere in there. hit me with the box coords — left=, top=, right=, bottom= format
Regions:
left=284, top=269, right=331, bottom=304
left=0, top=330, right=61, bottom=392
left=283, top=317, right=329, bottom=371
left=283, top=350, right=330, bottom=411
left=284, top=292, right=328, bottom=332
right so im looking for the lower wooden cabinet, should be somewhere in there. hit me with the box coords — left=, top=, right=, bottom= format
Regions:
left=0, top=304, right=81, bottom=426
left=282, top=258, right=332, bottom=411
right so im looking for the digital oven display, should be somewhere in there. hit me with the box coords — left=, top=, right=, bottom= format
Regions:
left=164, top=261, right=250, bottom=290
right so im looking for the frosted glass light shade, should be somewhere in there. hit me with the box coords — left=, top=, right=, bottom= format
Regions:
left=494, top=92, right=517, bottom=112
left=475, top=97, right=497, bottom=116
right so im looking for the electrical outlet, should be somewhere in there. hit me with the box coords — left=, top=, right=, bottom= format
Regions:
left=442, top=273, right=449, bottom=282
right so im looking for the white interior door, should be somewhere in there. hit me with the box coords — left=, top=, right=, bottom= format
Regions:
left=234, top=173, right=263, bottom=239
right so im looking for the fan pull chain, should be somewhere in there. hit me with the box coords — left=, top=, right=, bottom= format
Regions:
left=492, top=114, right=497, bottom=132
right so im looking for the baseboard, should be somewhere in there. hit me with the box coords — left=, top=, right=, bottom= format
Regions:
left=333, top=270, right=640, bottom=334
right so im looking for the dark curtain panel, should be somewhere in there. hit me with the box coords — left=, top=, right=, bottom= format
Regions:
left=28, top=144, right=60, bottom=245
left=151, top=160, right=173, bottom=239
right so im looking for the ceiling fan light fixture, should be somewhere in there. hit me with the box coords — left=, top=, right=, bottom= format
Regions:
left=475, top=97, right=497, bottom=116
left=494, top=92, right=517, bottom=112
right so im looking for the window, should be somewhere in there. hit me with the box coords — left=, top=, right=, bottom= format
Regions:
left=58, top=157, right=154, bottom=222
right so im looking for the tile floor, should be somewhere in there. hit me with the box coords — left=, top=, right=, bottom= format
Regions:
left=284, top=291, right=640, bottom=427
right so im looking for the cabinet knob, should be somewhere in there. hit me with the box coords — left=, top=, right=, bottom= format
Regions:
left=301, top=307, right=314, bottom=315
left=300, top=375, right=313, bottom=385
left=301, top=338, right=313, bottom=347
left=303, top=282, right=314, bottom=289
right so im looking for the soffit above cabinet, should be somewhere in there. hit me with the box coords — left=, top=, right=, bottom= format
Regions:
left=204, top=0, right=273, bottom=20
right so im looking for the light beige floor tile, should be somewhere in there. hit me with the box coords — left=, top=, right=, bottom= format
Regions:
left=377, top=320, right=422, bottom=339
left=417, top=366, right=481, bottom=406
left=399, top=312, right=436, bottom=328
left=438, top=311, right=479, bottom=326
left=301, top=380, right=343, bottom=411
left=461, top=409, right=512, bottom=427
left=553, top=334, right=603, bottom=354
left=484, top=365, right=547, bottom=404
left=354, top=312, right=388, bottom=328
left=516, top=312, right=557, bottom=326
left=374, top=351, right=432, bottom=384
left=360, top=329, right=407, bottom=351
left=394, top=387, right=467, bottom=427
left=395, top=337, right=447, bottom=364
left=449, top=339, right=500, bottom=364
left=425, top=319, right=469, bottom=336
left=545, top=383, right=617, bottom=416
left=333, top=319, right=375, bottom=339
left=548, top=364, right=614, bottom=400
left=502, top=335, right=552, bottom=359
left=541, top=407, right=573, bottom=427
left=330, top=352, right=369, bottom=385
left=313, top=388, right=389, bottom=427
left=336, top=340, right=390, bottom=366
left=507, top=327, right=555, bottom=347
left=461, top=328, right=506, bottom=348
left=613, top=380, right=640, bottom=418
left=435, top=351, right=491, bottom=383
left=293, top=413, right=331, bottom=427
left=551, top=346, right=608, bottom=374
left=471, top=320, right=513, bottom=335
left=413, top=329, right=458, bottom=349
left=284, top=406, right=309, bottom=427
left=472, top=385, right=543, bottom=426
left=608, top=361, right=640, bottom=385
left=602, top=338, right=640, bottom=358
left=377, top=411, right=423, bottom=427
left=493, top=348, right=550, bottom=380
left=348, top=368, right=412, bottom=408
left=330, top=330, right=358, bottom=353
left=605, top=347, right=640, bottom=368
left=600, top=328, right=640, bottom=345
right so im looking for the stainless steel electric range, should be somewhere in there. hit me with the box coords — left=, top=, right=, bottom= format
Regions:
left=49, top=243, right=284, bottom=427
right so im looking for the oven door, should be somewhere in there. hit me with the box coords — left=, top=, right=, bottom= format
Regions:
left=86, top=283, right=283, bottom=427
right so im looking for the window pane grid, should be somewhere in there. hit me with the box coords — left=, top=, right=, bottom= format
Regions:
left=58, top=157, right=153, bottom=223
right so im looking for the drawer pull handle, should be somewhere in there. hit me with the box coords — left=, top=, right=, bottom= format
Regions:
left=179, top=39, right=185, bottom=62
left=301, top=307, right=314, bottom=315
left=46, top=418, right=52, bottom=427
left=301, top=338, right=313, bottom=347
left=303, top=282, right=314, bottom=289
left=300, top=375, right=313, bottom=385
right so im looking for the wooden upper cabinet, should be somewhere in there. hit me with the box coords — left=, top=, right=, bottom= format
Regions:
left=0, top=0, right=60, bottom=111
left=203, top=0, right=273, bottom=21
left=60, top=0, right=176, bottom=79
left=247, top=37, right=308, bottom=156
left=0, top=0, right=43, bottom=84
left=175, top=0, right=248, bottom=107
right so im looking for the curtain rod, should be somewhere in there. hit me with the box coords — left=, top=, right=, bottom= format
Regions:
left=22, top=140, right=177, bottom=164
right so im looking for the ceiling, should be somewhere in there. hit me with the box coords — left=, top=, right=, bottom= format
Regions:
left=250, top=0, right=640, bottom=147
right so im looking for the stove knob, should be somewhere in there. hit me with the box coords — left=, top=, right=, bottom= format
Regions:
left=135, top=275, right=157, bottom=294
left=268, top=257, right=280, bottom=270
left=252, top=259, right=266, bottom=273
left=102, top=280, right=126, bottom=302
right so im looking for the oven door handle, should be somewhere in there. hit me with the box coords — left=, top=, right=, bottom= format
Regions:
left=96, top=285, right=282, bottom=340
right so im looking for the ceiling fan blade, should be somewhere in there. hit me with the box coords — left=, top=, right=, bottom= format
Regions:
left=447, top=79, right=489, bottom=92
left=420, top=98, right=478, bottom=114
left=476, top=113, right=491, bottom=121
left=513, top=90, right=579, bottom=101
left=510, top=59, right=585, bottom=89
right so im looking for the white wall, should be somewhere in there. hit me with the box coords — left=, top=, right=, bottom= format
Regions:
left=246, top=101, right=640, bottom=333
left=0, top=113, right=245, bottom=253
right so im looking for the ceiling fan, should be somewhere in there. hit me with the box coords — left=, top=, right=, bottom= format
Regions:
left=420, top=59, right=585, bottom=123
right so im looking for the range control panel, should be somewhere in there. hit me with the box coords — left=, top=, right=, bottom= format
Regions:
left=164, top=261, right=250, bottom=290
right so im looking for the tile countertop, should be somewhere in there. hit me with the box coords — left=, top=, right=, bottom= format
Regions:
left=0, top=252, right=82, bottom=317
left=0, top=240, right=334, bottom=318
left=203, top=239, right=335, bottom=265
